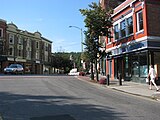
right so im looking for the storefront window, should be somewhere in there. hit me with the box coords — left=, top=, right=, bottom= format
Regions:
left=140, top=65, right=148, bottom=77
left=139, top=53, right=148, bottom=77
left=131, top=53, right=148, bottom=77
left=114, top=59, right=118, bottom=78
left=132, top=55, right=139, bottom=77
left=125, top=56, right=131, bottom=77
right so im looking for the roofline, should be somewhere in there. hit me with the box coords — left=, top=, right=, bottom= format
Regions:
left=112, top=0, right=137, bottom=17
left=42, top=37, right=52, bottom=43
left=0, top=19, right=7, bottom=23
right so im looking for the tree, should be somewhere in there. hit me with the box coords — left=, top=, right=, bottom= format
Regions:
left=51, top=52, right=82, bottom=74
left=80, top=2, right=112, bottom=81
left=51, top=52, right=72, bottom=73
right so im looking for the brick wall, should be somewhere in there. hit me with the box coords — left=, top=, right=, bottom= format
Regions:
left=146, top=0, right=160, bottom=36
left=100, top=0, right=124, bottom=10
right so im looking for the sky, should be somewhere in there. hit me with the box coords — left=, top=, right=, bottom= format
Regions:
left=0, top=0, right=99, bottom=53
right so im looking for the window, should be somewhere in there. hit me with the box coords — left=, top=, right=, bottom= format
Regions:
left=26, top=50, right=31, bottom=59
left=114, top=24, right=119, bottom=40
left=45, top=43, right=48, bottom=51
left=36, top=42, right=39, bottom=49
left=139, top=53, right=148, bottom=77
left=45, top=52, right=48, bottom=62
left=9, top=47, right=13, bottom=56
left=120, top=20, right=126, bottom=37
left=137, top=10, right=143, bottom=32
left=114, top=14, right=133, bottom=40
left=18, top=36, right=23, bottom=45
left=0, top=28, right=3, bottom=37
left=36, top=51, right=39, bottom=59
left=127, top=17, right=133, bottom=35
left=9, top=34, right=14, bottom=44
left=27, top=39, right=31, bottom=46
left=18, top=46, right=23, bottom=57
left=107, top=28, right=112, bottom=43
left=26, top=39, right=31, bottom=59
left=132, top=55, right=139, bottom=77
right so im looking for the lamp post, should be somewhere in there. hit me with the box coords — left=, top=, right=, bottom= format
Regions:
left=69, top=26, right=83, bottom=52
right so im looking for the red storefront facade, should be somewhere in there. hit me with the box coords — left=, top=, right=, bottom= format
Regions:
left=103, top=0, right=160, bottom=83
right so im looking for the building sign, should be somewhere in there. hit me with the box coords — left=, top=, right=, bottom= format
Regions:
left=16, top=58, right=26, bottom=62
left=35, top=60, right=40, bottom=63
left=112, top=41, right=147, bottom=56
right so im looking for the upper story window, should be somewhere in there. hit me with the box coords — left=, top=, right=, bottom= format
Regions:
left=9, top=34, right=14, bottom=44
left=18, top=36, right=23, bottom=45
left=107, top=28, right=112, bottom=43
left=27, top=38, right=31, bottom=47
left=137, top=10, right=143, bottom=32
left=114, top=24, right=119, bottom=40
left=26, top=50, right=31, bottom=59
left=114, top=16, right=133, bottom=40
left=127, top=16, right=133, bottom=35
left=120, top=20, right=126, bottom=38
left=36, top=51, right=39, bottom=59
left=18, top=45, right=23, bottom=57
left=9, top=47, right=13, bottom=56
left=45, top=43, right=48, bottom=51
left=36, top=41, right=39, bottom=49
left=0, top=28, right=3, bottom=38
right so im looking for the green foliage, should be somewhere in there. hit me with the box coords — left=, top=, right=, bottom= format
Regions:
left=80, top=2, right=112, bottom=62
left=51, top=52, right=82, bottom=73
left=80, top=2, right=113, bottom=80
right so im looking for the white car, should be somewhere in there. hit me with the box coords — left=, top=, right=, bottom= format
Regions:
left=68, top=68, right=79, bottom=76
left=4, top=64, right=24, bottom=74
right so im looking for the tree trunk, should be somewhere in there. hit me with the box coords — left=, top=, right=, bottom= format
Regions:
left=95, top=60, right=99, bottom=81
left=90, top=62, right=94, bottom=80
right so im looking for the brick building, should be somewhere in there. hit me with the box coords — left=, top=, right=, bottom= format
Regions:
left=101, top=0, right=160, bottom=83
left=0, top=19, right=52, bottom=74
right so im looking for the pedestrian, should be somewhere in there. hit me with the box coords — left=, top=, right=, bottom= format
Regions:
left=148, top=65, right=159, bottom=91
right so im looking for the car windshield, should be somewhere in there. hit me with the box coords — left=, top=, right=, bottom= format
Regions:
left=9, top=65, right=18, bottom=68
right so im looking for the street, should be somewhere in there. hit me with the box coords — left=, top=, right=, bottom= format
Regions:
left=0, top=75, right=160, bottom=120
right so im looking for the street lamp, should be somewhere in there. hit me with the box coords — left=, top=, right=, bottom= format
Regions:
left=69, top=26, right=83, bottom=52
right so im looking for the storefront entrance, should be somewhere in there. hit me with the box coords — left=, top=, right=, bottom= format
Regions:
left=113, top=51, right=153, bottom=83
left=113, top=50, right=160, bottom=83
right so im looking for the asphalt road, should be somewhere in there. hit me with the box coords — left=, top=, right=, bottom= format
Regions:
left=0, top=75, right=160, bottom=120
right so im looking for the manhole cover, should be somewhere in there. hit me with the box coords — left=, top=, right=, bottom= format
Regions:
left=30, top=114, right=76, bottom=120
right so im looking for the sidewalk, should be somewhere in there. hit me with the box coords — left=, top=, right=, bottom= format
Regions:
left=77, top=76, right=160, bottom=101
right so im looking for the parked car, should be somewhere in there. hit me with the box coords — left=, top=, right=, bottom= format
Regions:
left=68, top=68, right=79, bottom=76
left=4, top=64, right=24, bottom=74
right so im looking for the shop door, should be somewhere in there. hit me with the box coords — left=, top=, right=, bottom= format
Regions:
left=114, top=57, right=123, bottom=79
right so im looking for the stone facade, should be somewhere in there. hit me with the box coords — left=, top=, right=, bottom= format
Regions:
left=0, top=19, right=52, bottom=74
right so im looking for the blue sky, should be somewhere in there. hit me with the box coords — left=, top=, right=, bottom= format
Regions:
left=0, top=0, right=99, bottom=53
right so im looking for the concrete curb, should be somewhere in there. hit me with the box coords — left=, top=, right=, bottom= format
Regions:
left=76, top=76, right=160, bottom=101
left=111, top=87, right=153, bottom=99
left=152, top=93, right=160, bottom=101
